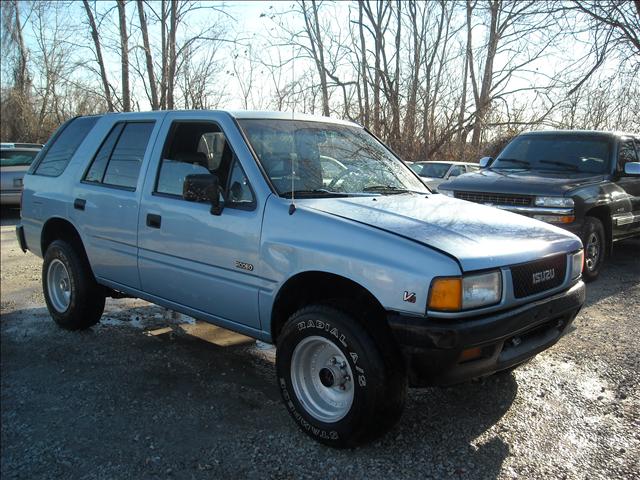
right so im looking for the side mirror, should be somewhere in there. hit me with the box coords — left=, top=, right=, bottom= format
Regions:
left=183, top=173, right=224, bottom=215
left=624, top=162, right=640, bottom=175
left=479, top=157, right=493, bottom=168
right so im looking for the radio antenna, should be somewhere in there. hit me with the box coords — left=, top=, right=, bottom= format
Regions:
left=289, top=42, right=296, bottom=215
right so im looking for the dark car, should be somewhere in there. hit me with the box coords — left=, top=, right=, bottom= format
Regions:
left=1, top=143, right=42, bottom=206
left=439, top=130, right=640, bottom=281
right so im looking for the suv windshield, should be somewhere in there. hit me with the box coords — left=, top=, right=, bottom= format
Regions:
left=411, top=162, right=450, bottom=178
left=491, top=135, right=612, bottom=174
left=1, top=149, right=39, bottom=167
left=238, top=119, right=427, bottom=196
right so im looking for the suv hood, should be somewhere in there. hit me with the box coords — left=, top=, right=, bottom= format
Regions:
left=439, top=169, right=606, bottom=196
left=303, top=194, right=581, bottom=271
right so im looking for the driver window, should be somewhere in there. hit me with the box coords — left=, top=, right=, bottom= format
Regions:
left=157, top=122, right=245, bottom=202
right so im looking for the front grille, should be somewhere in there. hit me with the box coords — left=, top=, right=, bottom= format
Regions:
left=510, top=254, right=566, bottom=298
left=454, top=191, right=533, bottom=207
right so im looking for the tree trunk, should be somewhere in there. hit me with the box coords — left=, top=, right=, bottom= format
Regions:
left=302, top=0, right=330, bottom=116
left=167, top=0, right=178, bottom=110
left=136, top=0, right=159, bottom=110
left=117, top=0, right=131, bottom=112
left=83, top=0, right=113, bottom=111
left=470, top=0, right=500, bottom=148
left=357, top=2, right=370, bottom=128
left=160, top=0, right=167, bottom=109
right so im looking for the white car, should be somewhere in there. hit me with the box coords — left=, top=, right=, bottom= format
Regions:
left=410, top=161, right=479, bottom=191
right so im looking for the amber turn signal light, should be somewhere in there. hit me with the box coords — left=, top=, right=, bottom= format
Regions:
left=428, top=277, right=462, bottom=311
left=459, top=347, right=483, bottom=362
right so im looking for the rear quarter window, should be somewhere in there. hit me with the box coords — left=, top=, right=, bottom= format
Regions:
left=33, top=116, right=99, bottom=176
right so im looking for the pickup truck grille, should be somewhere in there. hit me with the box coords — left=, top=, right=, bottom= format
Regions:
left=511, top=254, right=566, bottom=298
left=454, top=191, right=533, bottom=207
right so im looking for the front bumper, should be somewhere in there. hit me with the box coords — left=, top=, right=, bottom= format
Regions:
left=388, top=281, right=585, bottom=387
left=1, top=191, right=21, bottom=206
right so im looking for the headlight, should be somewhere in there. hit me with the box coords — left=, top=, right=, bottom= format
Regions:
left=534, top=196, right=574, bottom=208
left=570, top=250, right=583, bottom=279
left=440, top=189, right=454, bottom=197
left=428, top=271, right=502, bottom=311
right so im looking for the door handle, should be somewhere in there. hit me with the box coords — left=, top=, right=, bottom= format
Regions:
left=146, top=213, right=162, bottom=229
left=74, top=198, right=86, bottom=211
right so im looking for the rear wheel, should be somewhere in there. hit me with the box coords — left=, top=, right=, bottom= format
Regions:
left=581, top=217, right=605, bottom=282
left=276, top=304, right=407, bottom=448
left=42, top=240, right=105, bottom=330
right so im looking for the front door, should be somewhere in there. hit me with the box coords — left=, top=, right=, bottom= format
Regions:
left=612, top=137, right=640, bottom=237
left=137, top=113, right=264, bottom=330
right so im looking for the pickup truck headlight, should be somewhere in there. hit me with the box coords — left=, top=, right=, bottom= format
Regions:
left=429, top=271, right=502, bottom=311
left=534, top=196, right=574, bottom=208
left=440, top=189, right=454, bottom=197
left=570, top=250, right=584, bottom=279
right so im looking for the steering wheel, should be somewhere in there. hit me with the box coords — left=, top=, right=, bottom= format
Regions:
left=327, top=166, right=361, bottom=190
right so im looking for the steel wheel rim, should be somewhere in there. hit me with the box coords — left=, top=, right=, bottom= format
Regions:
left=290, top=335, right=354, bottom=423
left=585, top=232, right=600, bottom=271
left=47, top=259, right=71, bottom=312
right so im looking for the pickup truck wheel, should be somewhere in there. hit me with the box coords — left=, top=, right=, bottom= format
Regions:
left=581, top=217, right=605, bottom=282
left=276, top=304, right=406, bottom=448
left=42, top=240, right=105, bottom=330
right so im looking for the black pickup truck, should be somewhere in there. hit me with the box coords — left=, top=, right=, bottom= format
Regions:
left=439, top=130, right=640, bottom=281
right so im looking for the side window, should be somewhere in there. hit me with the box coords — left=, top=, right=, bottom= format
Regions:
left=85, top=123, right=125, bottom=183
left=34, top=116, right=99, bottom=176
left=618, top=139, right=638, bottom=173
left=467, top=165, right=479, bottom=173
left=227, top=161, right=255, bottom=205
left=449, top=165, right=464, bottom=177
left=156, top=122, right=254, bottom=207
left=83, top=122, right=154, bottom=189
left=103, top=123, right=155, bottom=189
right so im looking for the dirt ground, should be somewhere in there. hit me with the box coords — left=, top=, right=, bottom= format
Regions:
left=1, top=206, right=639, bottom=479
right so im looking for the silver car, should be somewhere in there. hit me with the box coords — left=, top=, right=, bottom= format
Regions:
left=1, top=143, right=42, bottom=206
left=410, top=161, right=479, bottom=191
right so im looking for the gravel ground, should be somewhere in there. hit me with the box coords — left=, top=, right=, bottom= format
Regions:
left=1, top=207, right=639, bottom=479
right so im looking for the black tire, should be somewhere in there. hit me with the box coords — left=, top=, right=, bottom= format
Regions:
left=42, top=239, right=105, bottom=330
left=581, top=217, right=605, bottom=282
left=276, top=304, right=407, bottom=448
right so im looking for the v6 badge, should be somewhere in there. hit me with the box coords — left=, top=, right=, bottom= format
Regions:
left=403, top=291, right=416, bottom=303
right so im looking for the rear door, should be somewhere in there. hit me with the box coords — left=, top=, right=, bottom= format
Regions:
left=71, top=118, right=160, bottom=289
left=137, top=112, right=264, bottom=331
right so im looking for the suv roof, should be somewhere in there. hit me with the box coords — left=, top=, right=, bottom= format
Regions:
left=96, top=110, right=360, bottom=127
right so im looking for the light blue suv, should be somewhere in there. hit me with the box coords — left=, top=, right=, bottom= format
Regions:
left=17, top=111, right=585, bottom=447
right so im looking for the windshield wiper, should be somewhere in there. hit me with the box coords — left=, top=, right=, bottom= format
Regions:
left=362, top=185, right=411, bottom=194
left=280, top=188, right=347, bottom=198
left=493, top=158, right=530, bottom=167
left=538, top=160, right=579, bottom=171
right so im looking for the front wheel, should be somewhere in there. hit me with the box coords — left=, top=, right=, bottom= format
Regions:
left=581, top=217, right=605, bottom=282
left=276, top=304, right=407, bottom=448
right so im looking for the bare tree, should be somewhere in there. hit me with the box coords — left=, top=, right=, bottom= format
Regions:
left=82, top=0, right=113, bottom=111
left=136, top=0, right=158, bottom=109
